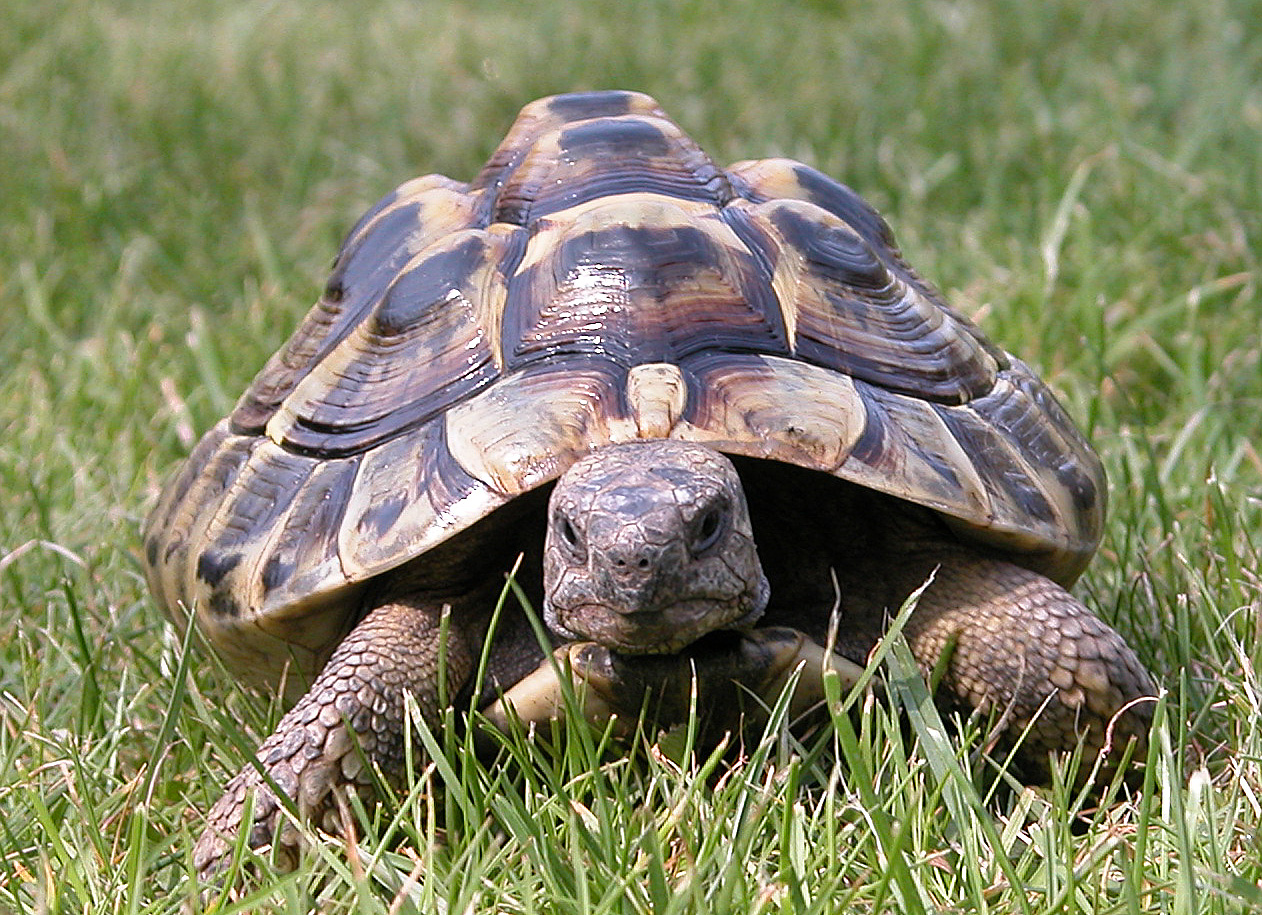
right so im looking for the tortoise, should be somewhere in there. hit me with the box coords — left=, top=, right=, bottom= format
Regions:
left=142, top=90, right=1156, bottom=875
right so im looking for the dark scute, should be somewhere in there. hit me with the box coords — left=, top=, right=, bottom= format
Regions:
left=770, top=206, right=892, bottom=293
left=261, top=555, right=295, bottom=594
left=1057, top=457, right=1099, bottom=513
left=503, top=222, right=788, bottom=370
left=789, top=163, right=1009, bottom=374
left=144, top=535, right=160, bottom=568
left=546, top=90, right=637, bottom=121
left=197, top=550, right=243, bottom=588
left=337, top=183, right=415, bottom=258
left=283, top=349, right=498, bottom=458
left=769, top=203, right=995, bottom=403
left=372, top=235, right=487, bottom=337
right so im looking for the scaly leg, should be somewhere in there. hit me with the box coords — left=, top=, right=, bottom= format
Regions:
left=902, top=554, right=1156, bottom=779
left=194, top=597, right=476, bottom=876
left=482, top=627, right=866, bottom=741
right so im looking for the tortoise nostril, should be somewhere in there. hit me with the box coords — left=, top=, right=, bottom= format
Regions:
left=609, top=552, right=653, bottom=574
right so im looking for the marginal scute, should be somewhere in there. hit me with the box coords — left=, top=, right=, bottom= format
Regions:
left=443, top=361, right=633, bottom=495
left=679, top=354, right=865, bottom=472
left=257, top=454, right=360, bottom=615
left=935, top=364, right=1105, bottom=582
left=188, top=442, right=318, bottom=622
left=148, top=424, right=256, bottom=620
left=339, top=420, right=506, bottom=583
left=841, top=383, right=990, bottom=524
left=145, top=420, right=235, bottom=581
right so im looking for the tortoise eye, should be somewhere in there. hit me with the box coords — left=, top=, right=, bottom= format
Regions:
left=556, top=513, right=583, bottom=555
left=693, top=507, right=724, bottom=554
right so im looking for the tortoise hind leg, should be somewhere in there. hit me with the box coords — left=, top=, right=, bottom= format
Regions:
left=193, top=596, right=477, bottom=877
left=901, top=553, right=1157, bottom=781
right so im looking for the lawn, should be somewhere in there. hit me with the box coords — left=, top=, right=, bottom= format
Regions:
left=1, top=0, right=1259, bottom=911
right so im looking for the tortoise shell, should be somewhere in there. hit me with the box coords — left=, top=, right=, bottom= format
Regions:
left=142, top=90, right=1105, bottom=678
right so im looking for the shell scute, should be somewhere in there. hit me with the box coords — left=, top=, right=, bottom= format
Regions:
left=754, top=197, right=998, bottom=403
left=188, top=443, right=318, bottom=621
left=842, top=382, right=990, bottom=523
left=266, top=226, right=518, bottom=457
left=146, top=423, right=252, bottom=614
left=257, top=454, right=359, bottom=613
left=231, top=177, right=480, bottom=435
left=677, top=353, right=865, bottom=472
left=502, top=197, right=788, bottom=371
left=490, top=114, right=733, bottom=227
left=472, top=91, right=664, bottom=193
left=444, top=359, right=632, bottom=496
left=339, top=419, right=505, bottom=582
left=729, top=158, right=900, bottom=255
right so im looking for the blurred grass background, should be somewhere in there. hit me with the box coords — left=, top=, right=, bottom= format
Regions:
left=1, top=0, right=1259, bottom=911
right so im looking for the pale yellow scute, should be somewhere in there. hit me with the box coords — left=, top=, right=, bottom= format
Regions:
left=726, top=158, right=814, bottom=201
left=626, top=363, right=687, bottom=438
left=337, top=419, right=507, bottom=583
left=678, top=355, right=865, bottom=472
left=838, top=388, right=991, bottom=525
left=444, top=363, right=634, bottom=495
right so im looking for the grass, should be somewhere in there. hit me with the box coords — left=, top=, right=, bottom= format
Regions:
left=1, top=0, right=1259, bottom=910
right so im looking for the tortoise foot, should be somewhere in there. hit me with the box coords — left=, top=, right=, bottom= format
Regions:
left=193, top=597, right=474, bottom=879
left=481, top=627, right=866, bottom=738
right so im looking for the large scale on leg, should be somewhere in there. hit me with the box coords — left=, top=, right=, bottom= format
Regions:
left=141, top=90, right=1157, bottom=876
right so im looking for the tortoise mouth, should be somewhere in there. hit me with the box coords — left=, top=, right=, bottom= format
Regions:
left=555, top=599, right=764, bottom=656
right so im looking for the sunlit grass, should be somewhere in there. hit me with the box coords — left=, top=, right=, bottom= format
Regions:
left=1, top=0, right=1258, bottom=910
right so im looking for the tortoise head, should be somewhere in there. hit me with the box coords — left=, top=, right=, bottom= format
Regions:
left=543, top=440, right=769, bottom=655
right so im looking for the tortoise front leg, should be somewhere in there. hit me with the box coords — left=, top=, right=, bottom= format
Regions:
left=481, top=628, right=866, bottom=740
left=194, top=597, right=477, bottom=877
left=901, top=553, right=1157, bottom=779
